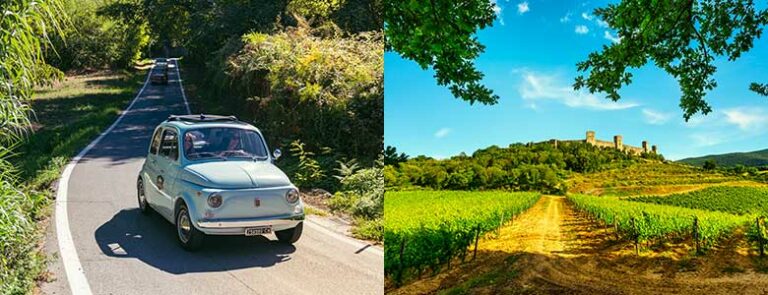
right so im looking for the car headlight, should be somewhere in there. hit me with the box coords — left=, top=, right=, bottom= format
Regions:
left=286, top=189, right=300, bottom=204
left=207, top=193, right=223, bottom=208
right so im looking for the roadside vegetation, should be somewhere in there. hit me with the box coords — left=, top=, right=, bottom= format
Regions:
left=1, top=0, right=68, bottom=292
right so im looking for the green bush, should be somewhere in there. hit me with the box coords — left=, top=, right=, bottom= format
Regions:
left=214, top=27, right=383, bottom=164
left=45, top=0, right=150, bottom=71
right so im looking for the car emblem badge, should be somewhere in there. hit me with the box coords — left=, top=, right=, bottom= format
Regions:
left=254, top=198, right=260, bottom=207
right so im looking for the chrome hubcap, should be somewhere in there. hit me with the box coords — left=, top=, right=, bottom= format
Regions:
left=178, top=209, right=191, bottom=243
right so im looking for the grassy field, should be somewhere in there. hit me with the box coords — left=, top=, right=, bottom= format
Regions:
left=567, top=162, right=761, bottom=196
left=384, top=191, right=540, bottom=286
left=631, top=186, right=768, bottom=215
left=2, top=69, right=146, bottom=293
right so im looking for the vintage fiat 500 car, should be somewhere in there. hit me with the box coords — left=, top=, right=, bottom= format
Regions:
left=137, top=114, right=304, bottom=250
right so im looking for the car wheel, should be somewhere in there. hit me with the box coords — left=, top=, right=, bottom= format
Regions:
left=137, top=177, right=151, bottom=215
left=176, top=203, right=204, bottom=251
left=275, top=222, right=303, bottom=244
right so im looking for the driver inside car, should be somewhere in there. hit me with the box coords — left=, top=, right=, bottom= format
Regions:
left=226, top=131, right=243, bottom=151
left=183, top=131, right=201, bottom=158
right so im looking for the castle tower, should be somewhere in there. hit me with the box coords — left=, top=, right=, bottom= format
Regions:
left=652, top=145, right=657, bottom=153
left=614, top=135, right=623, bottom=150
left=586, top=130, right=596, bottom=145
left=549, top=139, right=558, bottom=148
left=642, top=141, right=648, bottom=153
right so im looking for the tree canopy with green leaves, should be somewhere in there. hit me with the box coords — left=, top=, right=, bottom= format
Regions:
left=575, top=0, right=768, bottom=120
left=384, top=0, right=499, bottom=105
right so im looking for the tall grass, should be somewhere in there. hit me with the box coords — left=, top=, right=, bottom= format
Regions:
left=1, top=0, right=68, bottom=292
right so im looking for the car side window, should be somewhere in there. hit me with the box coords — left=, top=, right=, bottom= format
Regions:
left=159, top=129, right=179, bottom=161
left=149, top=128, right=163, bottom=155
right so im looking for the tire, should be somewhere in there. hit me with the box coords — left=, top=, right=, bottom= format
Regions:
left=137, top=177, right=151, bottom=215
left=275, top=222, right=303, bottom=244
left=175, top=203, right=204, bottom=251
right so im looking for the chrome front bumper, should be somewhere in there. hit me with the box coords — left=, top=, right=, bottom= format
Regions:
left=195, top=213, right=304, bottom=235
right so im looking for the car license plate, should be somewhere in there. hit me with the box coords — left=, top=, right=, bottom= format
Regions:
left=245, top=226, right=272, bottom=236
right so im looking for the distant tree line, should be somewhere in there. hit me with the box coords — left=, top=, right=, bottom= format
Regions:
left=385, top=142, right=665, bottom=194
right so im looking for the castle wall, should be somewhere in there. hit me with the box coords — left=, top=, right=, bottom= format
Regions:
left=543, top=131, right=658, bottom=155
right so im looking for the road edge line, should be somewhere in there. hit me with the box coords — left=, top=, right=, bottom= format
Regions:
left=55, top=65, right=154, bottom=295
left=172, top=58, right=192, bottom=115
left=304, top=218, right=384, bottom=256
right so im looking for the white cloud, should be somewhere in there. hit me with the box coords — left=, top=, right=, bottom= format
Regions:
left=604, top=31, right=622, bottom=43
left=518, top=71, right=639, bottom=111
left=560, top=12, right=571, bottom=23
left=642, top=108, right=672, bottom=125
left=517, top=1, right=529, bottom=14
left=434, top=128, right=452, bottom=139
left=575, top=25, right=589, bottom=34
left=690, top=132, right=726, bottom=147
left=597, top=19, right=609, bottom=28
left=581, top=12, right=593, bottom=20
left=722, top=107, right=768, bottom=131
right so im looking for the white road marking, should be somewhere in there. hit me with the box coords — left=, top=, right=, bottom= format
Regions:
left=172, top=58, right=192, bottom=115
left=55, top=64, right=155, bottom=295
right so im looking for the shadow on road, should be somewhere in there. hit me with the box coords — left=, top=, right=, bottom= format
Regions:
left=94, top=208, right=296, bottom=274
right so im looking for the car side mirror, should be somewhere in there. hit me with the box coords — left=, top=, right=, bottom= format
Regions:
left=273, top=148, right=282, bottom=160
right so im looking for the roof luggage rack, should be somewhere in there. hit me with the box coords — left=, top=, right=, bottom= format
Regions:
left=167, top=114, right=239, bottom=123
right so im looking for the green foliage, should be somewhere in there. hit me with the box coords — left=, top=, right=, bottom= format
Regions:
left=750, top=82, right=768, bottom=96
left=288, top=0, right=344, bottom=20
left=632, top=186, right=768, bottom=215
left=384, top=145, right=408, bottom=166
left=352, top=217, right=383, bottom=241
left=216, top=27, right=383, bottom=163
left=387, top=141, right=652, bottom=194
left=569, top=194, right=752, bottom=247
left=703, top=159, right=717, bottom=170
left=329, top=162, right=384, bottom=217
left=0, top=0, right=68, bottom=291
left=289, top=140, right=326, bottom=187
left=384, top=0, right=499, bottom=105
left=384, top=191, right=540, bottom=285
left=575, top=1, right=768, bottom=120
left=47, top=0, right=152, bottom=70
left=746, top=217, right=768, bottom=253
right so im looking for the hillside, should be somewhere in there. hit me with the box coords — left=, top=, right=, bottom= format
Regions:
left=677, top=148, right=768, bottom=167
left=567, top=161, right=764, bottom=196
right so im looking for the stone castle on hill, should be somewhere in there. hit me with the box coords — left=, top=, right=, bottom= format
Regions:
left=547, top=130, right=657, bottom=156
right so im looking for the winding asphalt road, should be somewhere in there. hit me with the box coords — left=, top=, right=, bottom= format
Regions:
left=41, top=60, right=384, bottom=295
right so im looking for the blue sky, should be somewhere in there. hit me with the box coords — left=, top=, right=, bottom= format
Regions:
left=384, top=0, right=768, bottom=161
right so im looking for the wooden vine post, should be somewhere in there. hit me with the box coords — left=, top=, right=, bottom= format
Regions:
left=630, top=217, right=639, bottom=255
left=757, top=217, right=766, bottom=257
left=472, top=225, right=480, bottom=261
left=692, top=216, right=702, bottom=255
left=396, top=238, right=406, bottom=286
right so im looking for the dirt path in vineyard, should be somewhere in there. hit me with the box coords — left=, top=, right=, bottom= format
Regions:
left=391, top=195, right=768, bottom=295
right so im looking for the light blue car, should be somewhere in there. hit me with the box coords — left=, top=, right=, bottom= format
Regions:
left=137, top=114, right=304, bottom=250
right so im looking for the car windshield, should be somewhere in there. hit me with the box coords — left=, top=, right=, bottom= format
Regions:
left=183, top=128, right=268, bottom=161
